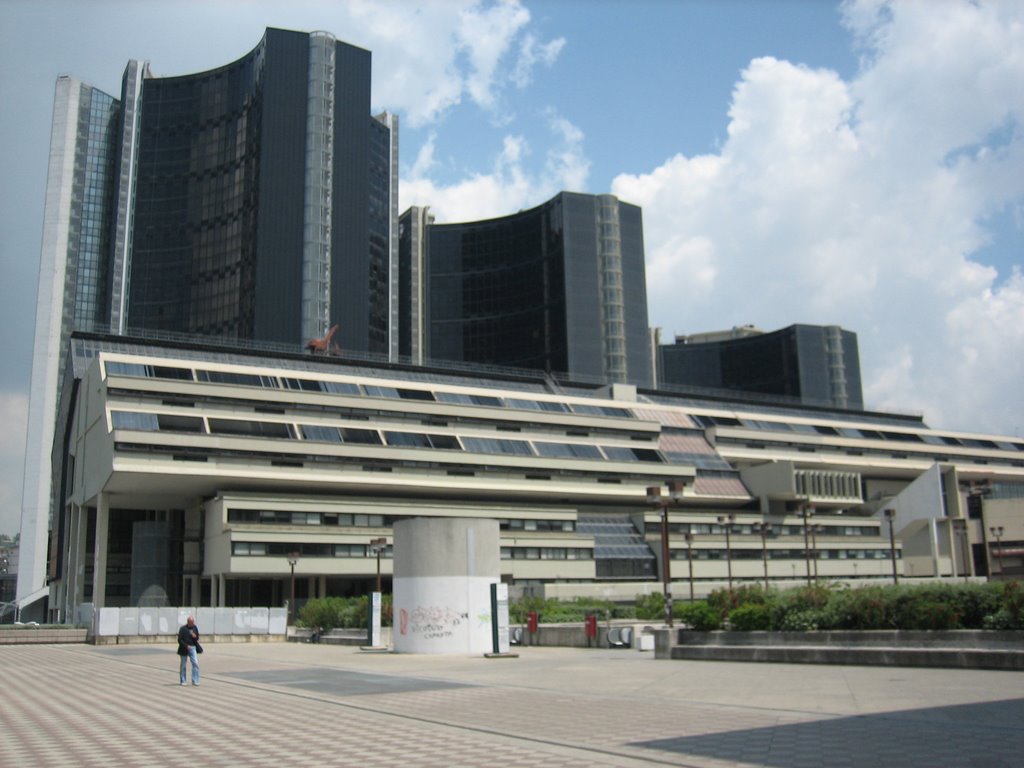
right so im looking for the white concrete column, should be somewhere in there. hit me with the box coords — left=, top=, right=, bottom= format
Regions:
left=72, top=504, right=88, bottom=609
left=945, top=520, right=958, bottom=578
left=928, top=518, right=940, bottom=578
left=60, top=503, right=79, bottom=621
left=92, top=494, right=109, bottom=608
left=217, top=574, right=227, bottom=607
left=56, top=506, right=70, bottom=620
left=318, top=575, right=327, bottom=598
left=393, top=518, right=500, bottom=654
left=55, top=505, right=75, bottom=626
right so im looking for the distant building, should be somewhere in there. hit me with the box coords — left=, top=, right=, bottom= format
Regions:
left=399, top=193, right=654, bottom=388
left=677, top=324, right=764, bottom=344
left=659, top=324, right=864, bottom=410
left=19, top=27, right=397, bottom=613
left=0, top=547, right=16, bottom=616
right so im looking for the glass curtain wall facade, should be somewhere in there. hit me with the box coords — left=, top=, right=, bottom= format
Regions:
left=127, top=44, right=266, bottom=338
left=124, top=28, right=390, bottom=351
left=659, top=324, right=864, bottom=410
left=404, top=192, right=653, bottom=387
left=370, top=111, right=399, bottom=358
left=397, top=206, right=433, bottom=365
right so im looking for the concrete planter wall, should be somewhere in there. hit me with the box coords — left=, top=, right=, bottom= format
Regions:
left=676, top=630, right=1024, bottom=649
left=0, top=627, right=90, bottom=644
left=657, top=628, right=1024, bottom=669
left=511, top=621, right=655, bottom=650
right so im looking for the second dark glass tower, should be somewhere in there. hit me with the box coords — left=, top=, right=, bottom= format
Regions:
left=400, top=193, right=654, bottom=388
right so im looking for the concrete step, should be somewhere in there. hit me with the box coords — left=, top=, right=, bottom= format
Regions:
left=670, top=643, right=1024, bottom=670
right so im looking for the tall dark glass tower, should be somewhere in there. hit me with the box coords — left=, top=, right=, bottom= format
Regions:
left=119, top=28, right=394, bottom=351
left=399, top=193, right=653, bottom=388
left=20, top=28, right=397, bottom=612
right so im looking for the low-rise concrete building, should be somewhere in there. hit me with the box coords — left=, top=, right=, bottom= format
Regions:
left=37, top=332, right=1024, bottom=622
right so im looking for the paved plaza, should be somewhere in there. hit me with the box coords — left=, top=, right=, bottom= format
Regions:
left=1, top=641, right=1021, bottom=767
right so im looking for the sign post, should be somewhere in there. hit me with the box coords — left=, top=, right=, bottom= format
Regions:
left=367, top=591, right=382, bottom=648
left=486, top=582, right=515, bottom=657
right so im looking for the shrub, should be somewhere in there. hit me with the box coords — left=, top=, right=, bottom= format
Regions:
left=509, top=596, right=546, bottom=625
left=788, top=583, right=835, bottom=611
left=707, top=585, right=767, bottom=617
left=509, top=597, right=629, bottom=624
left=768, top=583, right=836, bottom=630
left=728, top=603, right=771, bottom=631
left=565, top=597, right=628, bottom=621
left=1000, top=580, right=1024, bottom=618
left=984, top=582, right=1024, bottom=629
left=298, top=595, right=391, bottom=630
left=948, top=582, right=1003, bottom=628
left=678, top=601, right=720, bottom=631
left=892, top=589, right=937, bottom=630
left=778, top=609, right=826, bottom=632
left=983, top=609, right=1024, bottom=630
left=635, top=592, right=666, bottom=621
left=827, top=586, right=894, bottom=630
left=912, top=600, right=962, bottom=630
left=298, top=596, right=357, bottom=631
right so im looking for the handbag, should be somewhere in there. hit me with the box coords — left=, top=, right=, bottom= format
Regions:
left=196, top=642, right=204, bottom=654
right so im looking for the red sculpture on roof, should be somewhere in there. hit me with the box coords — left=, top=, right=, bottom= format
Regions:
left=306, top=324, right=341, bottom=355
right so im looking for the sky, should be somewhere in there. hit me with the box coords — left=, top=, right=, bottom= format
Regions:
left=0, top=0, right=1022, bottom=536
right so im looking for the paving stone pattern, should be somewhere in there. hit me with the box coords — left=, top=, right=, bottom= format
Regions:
left=1, top=643, right=1021, bottom=767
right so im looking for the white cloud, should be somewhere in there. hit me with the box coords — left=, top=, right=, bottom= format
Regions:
left=458, top=0, right=531, bottom=109
left=400, top=110, right=588, bottom=221
left=613, top=0, right=1024, bottom=434
left=409, top=132, right=440, bottom=179
left=342, top=0, right=563, bottom=127
left=542, top=109, right=589, bottom=191
left=512, top=33, right=566, bottom=88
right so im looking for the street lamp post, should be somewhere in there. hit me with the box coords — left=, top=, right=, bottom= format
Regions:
left=884, top=509, right=899, bottom=585
left=810, top=524, right=824, bottom=581
left=801, top=505, right=814, bottom=587
left=286, top=551, right=300, bottom=625
left=683, top=532, right=695, bottom=602
left=647, top=480, right=687, bottom=627
left=717, top=513, right=736, bottom=591
left=752, top=522, right=772, bottom=591
left=989, top=526, right=1005, bottom=579
left=369, top=537, right=388, bottom=592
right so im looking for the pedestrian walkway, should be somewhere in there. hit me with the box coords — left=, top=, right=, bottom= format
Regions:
left=0, top=642, right=1021, bottom=767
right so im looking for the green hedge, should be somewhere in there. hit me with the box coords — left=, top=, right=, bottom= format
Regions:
left=696, top=581, right=1024, bottom=632
left=297, top=582, right=1023, bottom=632
left=297, top=595, right=392, bottom=631
left=509, top=596, right=631, bottom=624
left=677, top=601, right=721, bottom=631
